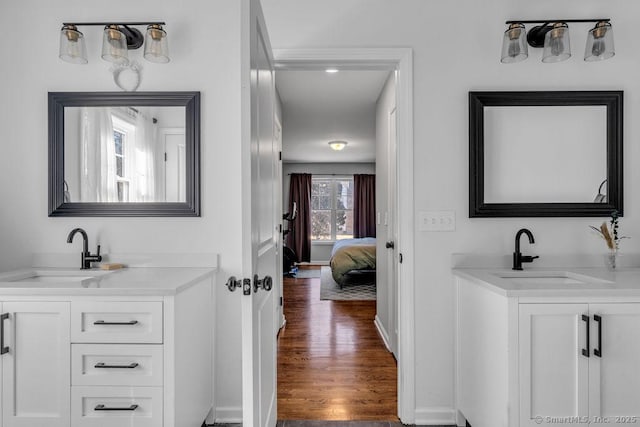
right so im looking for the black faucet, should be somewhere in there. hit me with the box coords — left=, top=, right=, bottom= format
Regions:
left=513, top=228, right=539, bottom=270
left=66, top=228, right=102, bottom=270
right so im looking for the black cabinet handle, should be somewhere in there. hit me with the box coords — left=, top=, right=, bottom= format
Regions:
left=95, top=362, right=139, bottom=369
left=594, top=314, right=602, bottom=357
left=581, top=314, right=590, bottom=357
left=94, top=404, right=138, bottom=411
left=0, top=313, right=8, bottom=355
left=93, top=320, right=138, bottom=326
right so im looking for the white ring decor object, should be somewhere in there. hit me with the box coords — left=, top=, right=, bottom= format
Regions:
left=111, top=60, right=142, bottom=92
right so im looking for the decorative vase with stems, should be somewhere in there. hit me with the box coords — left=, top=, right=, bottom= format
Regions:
left=590, top=210, right=628, bottom=270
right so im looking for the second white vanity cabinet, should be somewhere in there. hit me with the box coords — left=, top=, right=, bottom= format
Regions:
left=520, top=303, right=640, bottom=427
left=454, top=270, right=640, bottom=427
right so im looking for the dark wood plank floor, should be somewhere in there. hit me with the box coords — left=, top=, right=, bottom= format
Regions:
left=277, top=266, right=398, bottom=421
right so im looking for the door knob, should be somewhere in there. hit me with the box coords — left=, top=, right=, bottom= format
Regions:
left=253, top=274, right=273, bottom=292
left=226, top=276, right=251, bottom=295
left=385, top=241, right=395, bottom=249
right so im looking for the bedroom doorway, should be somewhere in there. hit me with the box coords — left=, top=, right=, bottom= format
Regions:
left=274, top=48, right=414, bottom=423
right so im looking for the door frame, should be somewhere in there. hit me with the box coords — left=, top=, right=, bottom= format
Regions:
left=273, top=47, right=415, bottom=423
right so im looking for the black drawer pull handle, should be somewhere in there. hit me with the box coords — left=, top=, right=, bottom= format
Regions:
left=594, top=314, right=602, bottom=357
left=93, top=320, right=139, bottom=326
left=581, top=314, right=590, bottom=357
left=95, top=404, right=138, bottom=411
left=95, top=362, right=139, bottom=369
left=0, top=313, right=8, bottom=355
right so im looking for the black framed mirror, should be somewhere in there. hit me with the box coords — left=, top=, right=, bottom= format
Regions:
left=469, top=91, right=623, bottom=217
left=48, top=91, right=200, bottom=217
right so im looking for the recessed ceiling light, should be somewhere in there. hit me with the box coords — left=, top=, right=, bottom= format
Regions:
left=328, top=140, right=348, bottom=151
left=325, top=68, right=339, bottom=73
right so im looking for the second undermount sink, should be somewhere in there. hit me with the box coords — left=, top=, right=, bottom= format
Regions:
left=494, top=271, right=610, bottom=286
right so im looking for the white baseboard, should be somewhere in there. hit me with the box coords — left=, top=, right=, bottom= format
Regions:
left=214, top=406, right=242, bottom=424
left=414, top=407, right=457, bottom=425
left=374, top=315, right=392, bottom=353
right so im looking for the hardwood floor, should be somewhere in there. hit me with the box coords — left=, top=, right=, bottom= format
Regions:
left=277, top=266, right=398, bottom=421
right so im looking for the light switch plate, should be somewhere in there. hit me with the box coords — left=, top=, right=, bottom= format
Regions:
left=419, top=210, right=456, bottom=232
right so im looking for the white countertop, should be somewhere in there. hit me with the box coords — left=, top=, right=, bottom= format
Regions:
left=453, top=267, right=640, bottom=297
left=0, top=267, right=216, bottom=296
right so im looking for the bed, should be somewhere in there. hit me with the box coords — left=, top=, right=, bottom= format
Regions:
left=329, top=237, right=376, bottom=287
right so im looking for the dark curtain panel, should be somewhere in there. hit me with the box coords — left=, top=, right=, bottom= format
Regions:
left=287, top=173, right=312, bottom=262
left=353, top=174, right=376, bottom=238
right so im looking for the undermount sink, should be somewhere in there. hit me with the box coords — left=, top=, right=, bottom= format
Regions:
left=10, top=274, right=94, bottom=283
left=494, top=271, right=611, bottom=286
left=0, top=270, right=108, bottom=284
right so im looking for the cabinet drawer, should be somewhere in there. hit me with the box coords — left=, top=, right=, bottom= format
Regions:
left=71, top=386, right=162, bottom=427
left=72, top=344, right=163, bottom=386
left=71, top=302, right=163, bottom=343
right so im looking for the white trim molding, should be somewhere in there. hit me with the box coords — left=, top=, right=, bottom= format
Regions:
left=214, top=406, right=243, bottom=424
left=414, top=407, right=457, bottom=425
left=273, top=47, right=415, bottom=424
left=374, top=315, right=392, bottom=353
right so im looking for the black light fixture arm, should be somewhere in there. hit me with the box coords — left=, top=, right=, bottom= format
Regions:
left=61, top=22, right=166, bottom=50
left=505, top=19, right=610, bottom=49
left=62, top=22, right=166, bottom=27
left=505, top=19, right=610, bottom=25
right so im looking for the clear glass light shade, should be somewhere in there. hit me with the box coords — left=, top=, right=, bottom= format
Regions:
left=328, top=141, right=347, bottom=151
left=584, top=22, right=614, bottom=62
left=542, top=23, right=571, bottom=63
left=101, top=25, right=129, bottom=64
left=59, top=26, right=87, bottom=64
left=144, top=25, right=170, bottom=63
left=501, top=24, right=528, bottom=63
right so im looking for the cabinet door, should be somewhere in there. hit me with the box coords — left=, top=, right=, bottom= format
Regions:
left=2, top=302, right=70, bottom=427
left=519, top=304, right=589, bottom=426
left=589, top=304, right=640, bottom=425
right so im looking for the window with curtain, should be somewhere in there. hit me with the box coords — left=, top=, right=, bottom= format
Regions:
left=311, top=176, right=354, bottom=241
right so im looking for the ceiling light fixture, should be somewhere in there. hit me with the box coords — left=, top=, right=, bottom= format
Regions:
left=501, top=18, right=613, bottom=64
left=325, top=68, right=339, bottom=73
left=59, top=21, right=169, bottom=65
left=328, top=141, right=348, bottom=151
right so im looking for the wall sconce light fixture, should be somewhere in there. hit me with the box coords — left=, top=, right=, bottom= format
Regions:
left=59, top=21, right=169, bottom=65
left=328, top=141, right=348, bottom=151
left=501, top=19, right=614, bottom=64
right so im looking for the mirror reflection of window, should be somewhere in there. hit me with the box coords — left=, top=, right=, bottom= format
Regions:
left=64, top=106, right=186, bottom=203
left=112, top=115, right=133, bottom=202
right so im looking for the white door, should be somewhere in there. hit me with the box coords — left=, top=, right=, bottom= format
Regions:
left=241, top=0, right=278, bottom=425
left=162, top=128, right=186, bottom=202
left=589, top=304, right=640, bottom=425
left=387, top=106, right=398, bottom=356
left=2, top=302, right=70, bottom=427
left=519, top=303, right=589, bottom=426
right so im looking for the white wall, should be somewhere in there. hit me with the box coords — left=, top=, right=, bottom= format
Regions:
left=263, top=0, right=640, bottom=422
left=0, top=0, right=244, bottom=420
left=375, top=73, right=396, bottom=353
left=282, top=162, right=375, bottom=262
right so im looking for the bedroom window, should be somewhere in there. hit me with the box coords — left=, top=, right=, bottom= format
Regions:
left=311, top=177, right=354, bottom=241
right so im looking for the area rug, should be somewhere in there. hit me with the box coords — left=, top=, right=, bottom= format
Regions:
left=293, top=268, right=322, bottom=279
left=320, top=266, right=376, bottom=301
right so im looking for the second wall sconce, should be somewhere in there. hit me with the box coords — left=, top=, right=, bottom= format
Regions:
left=59, top=21, right=170, bottom=65
left=501, top=19, right=614, bottom=64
